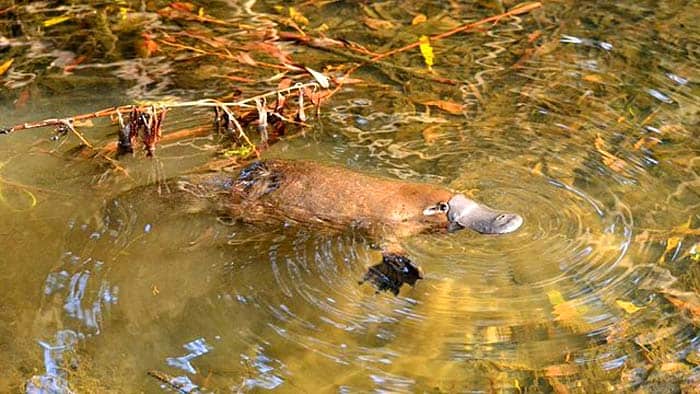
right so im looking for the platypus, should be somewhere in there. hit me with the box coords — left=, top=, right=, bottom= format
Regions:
left=177, top=160, right=523, bottom=293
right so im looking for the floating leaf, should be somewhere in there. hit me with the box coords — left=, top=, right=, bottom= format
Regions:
left=615, top=300, right=642, bottom=314
left=660, top=288, right=700, bottom=324
left=661, top=236, right=682, bottom=262
left=304, top=66, right=330, bottom=88
left=237, top=52, right=257, bottom=66
left=73, top=119, right=94, bottom=127
left=547, top=290, right=565, bottom=305
left=594, top=133, right=626, bottom=173
left=412, top=14, right=427, bottom=25
left=583, top=74, right=604, bottom=83
left=531, top=162, right=543, bottom=176
left=0, top=58, right=14, bottom=76
left=363, top=18, right=396, bottom=30
left=170, top=2, right=195, bottom=12
left=43, top=15, right=71, bottom=27
left=635, top=325, right=678, bottom=346
left=138, top=33, right=159, bottom=58
left=422, top=100, right=463, bottom=114
left=419, top=35, right=434, bottom=70
left=544, top=364, right=578, bottom=377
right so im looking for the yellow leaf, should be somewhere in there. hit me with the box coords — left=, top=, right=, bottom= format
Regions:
left=289, top=7, right=309, bottom=25
left=615, top=300, right=642, bottom=314
left=412, top=14, right=427, bottom=25
left=661, top=236, right=681, bottom=262
left=531, top=162, right=543, bottom=176
left=43, top=15, right=71, bottom=27
left=0, top=58, right=14, bottom=76
left=198, top=7, right=204, bottom=17
left=691, top=243, right=700, bottom=262
left=418, top=35, right=434, bottom=70
left=547, top=290, right=565, bottom=305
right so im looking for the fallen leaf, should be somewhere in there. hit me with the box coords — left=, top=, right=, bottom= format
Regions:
left=412, top=14, right=427, bottom=25
left=237, top=52, right=257, bottom=66
left=63, top=55, right=87, bottom=73
left=547, top=290, right=565, bottom=305
left=527, top=30, right=542, bottom=43
left=170, top=2, right=195, bottom=12
left=277, top=78, right=293, bottom=90
left=634, top=325, right=678, bottom=345
left=0, top=58, right=14, bottom=76
left=548, top=377, right=570, bottom=394
left=138, top=33, right=158, bottom=58
left=661, top=236, right=682, bottom=262
left=422, top=100, right=463, bottom=114
left=289, top=7, right=309, bottom=25
left=304, top=66, right=330, bottom=88
left=543, top=363, right=578, bottom=377
left=43, top=15, right=71, bottom=27
left=363, top=17, right=396, bottom=30
left=594, top=133, right=626, bottom=173
left=660, top=288, right=700, bottom=324
left=583, top=74, right=604, bottom=83
left=660, top=362, right=690, bottom=374
left=615, top=299, right=642, bottom=314
left=531, top=162, right=543, bottom=176
left=422, top=125, right=443, bottom=145
left=73, top=119, right=94, bottom=127
left=419, top=35, right=434, bottom=70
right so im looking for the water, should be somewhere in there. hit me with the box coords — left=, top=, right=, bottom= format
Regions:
left=1, top=1, right=699, bottom=392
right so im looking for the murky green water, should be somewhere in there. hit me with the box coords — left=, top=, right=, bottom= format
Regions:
left=1, top=1, right=699, bottom=392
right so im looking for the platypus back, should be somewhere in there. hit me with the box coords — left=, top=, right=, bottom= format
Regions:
left=224, top=160, right=455, bottom=237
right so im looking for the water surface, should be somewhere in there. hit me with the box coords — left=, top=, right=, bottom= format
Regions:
left=1, top=0, right=699, bottom=392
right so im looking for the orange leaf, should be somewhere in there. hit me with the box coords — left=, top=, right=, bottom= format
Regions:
left=583, top=74, right=604, bottom=83
left=63, top=55, right=86, bottom=73
left=277, top=78, right=293, bottom=90
left=140, top=33, right=158, bottom=57
left=170, top=2, right=195, bottom=12
left=411, top=14, right=427, bottom=25
left=0, top=58, right=13, bottom=76
left=237, top=52, right=257, bottom=66
left=544, top=364, right=578, bottom=377
left=422, top=100, right=464, bottom=114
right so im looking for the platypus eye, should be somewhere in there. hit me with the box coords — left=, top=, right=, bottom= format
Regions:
left=496, top=214, right=507, bottom=221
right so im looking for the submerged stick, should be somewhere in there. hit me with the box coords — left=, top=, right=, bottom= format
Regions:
left=370, top=2, right=543, bottom=63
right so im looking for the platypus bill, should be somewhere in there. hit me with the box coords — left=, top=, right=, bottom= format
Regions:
left=178, top=160, right=524, bottom=294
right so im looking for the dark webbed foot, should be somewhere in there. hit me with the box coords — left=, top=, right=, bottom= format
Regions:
left=359, top=253, right=423, bottom=295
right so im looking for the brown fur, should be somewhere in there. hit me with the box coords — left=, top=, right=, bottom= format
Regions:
left=223, top=160, right=453, bottom=239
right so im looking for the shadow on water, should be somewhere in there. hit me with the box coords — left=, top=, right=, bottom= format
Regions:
left=0, top=0, right=699, bottom=392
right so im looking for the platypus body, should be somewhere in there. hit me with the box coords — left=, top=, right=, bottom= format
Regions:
left=176, top=159, right=523, bottom=293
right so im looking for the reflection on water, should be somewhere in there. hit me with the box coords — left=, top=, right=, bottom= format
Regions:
left=1, top=0, right=699, bottom=392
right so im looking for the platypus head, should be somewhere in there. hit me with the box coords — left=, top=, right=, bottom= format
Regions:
left=423, top=194, right=523, bottom=234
